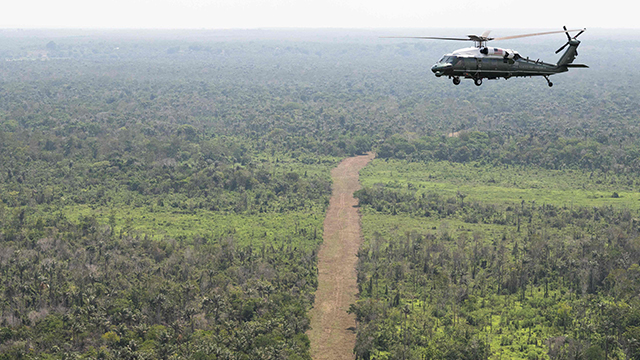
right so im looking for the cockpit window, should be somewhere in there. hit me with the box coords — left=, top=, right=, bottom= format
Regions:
left=441, top=56, right=457, bottom=63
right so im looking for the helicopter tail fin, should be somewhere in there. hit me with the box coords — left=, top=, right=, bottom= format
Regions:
left=556, top=40, right=581, bottom=67
left=556, top=26, right=585, bottom=67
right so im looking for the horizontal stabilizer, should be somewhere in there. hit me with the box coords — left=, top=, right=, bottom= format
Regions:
left=565, top=64, right=588, bottom=68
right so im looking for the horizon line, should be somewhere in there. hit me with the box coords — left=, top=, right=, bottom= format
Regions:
left=1, top=26, right=638, bottom=31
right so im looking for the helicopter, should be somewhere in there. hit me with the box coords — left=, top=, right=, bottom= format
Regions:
left=386, top=26, right=587, bottom=87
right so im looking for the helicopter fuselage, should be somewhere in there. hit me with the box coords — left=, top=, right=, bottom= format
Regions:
left=431, top=44, right=584, bottom=87
left=385, top=27, right=587, bottom=86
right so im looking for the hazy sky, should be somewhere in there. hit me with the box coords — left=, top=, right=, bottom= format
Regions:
left=1, top=0, right=637, bottom=29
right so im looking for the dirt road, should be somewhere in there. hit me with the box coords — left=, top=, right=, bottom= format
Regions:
left=307, top=153, right=375, bottom=360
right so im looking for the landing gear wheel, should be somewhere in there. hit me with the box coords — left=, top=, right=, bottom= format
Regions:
left=474, top=78, right=483, bottom=86
left=544, top=75, right=553, bottom=87
left=548, top=82, right=554, bottom=87
left=452, top=77, right=461, bottom=85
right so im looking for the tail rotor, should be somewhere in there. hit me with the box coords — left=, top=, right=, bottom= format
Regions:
left=556, top=26, right=586, bottom=54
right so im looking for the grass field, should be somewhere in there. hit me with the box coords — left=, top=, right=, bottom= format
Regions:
left=60, top=204, right=325, bottom=249
left=361, top=159, right=640, bottom=210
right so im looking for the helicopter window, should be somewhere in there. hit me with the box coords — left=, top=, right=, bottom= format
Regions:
left=441, top=56, right=457, bottom=64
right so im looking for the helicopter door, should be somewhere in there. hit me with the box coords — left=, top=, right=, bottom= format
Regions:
left=463, top=58, right=477, bottom=71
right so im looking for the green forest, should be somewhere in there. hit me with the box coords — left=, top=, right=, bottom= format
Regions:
left=2, top=28, right=640, bottom=359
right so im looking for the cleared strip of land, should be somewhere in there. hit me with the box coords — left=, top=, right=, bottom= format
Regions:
left=308, top=153, right=375, bottom=360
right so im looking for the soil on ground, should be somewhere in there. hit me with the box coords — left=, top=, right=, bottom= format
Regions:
left=307, top=153, right=375, bottom=360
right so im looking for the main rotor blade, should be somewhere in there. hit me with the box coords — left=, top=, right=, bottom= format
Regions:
left=380, top=36, right=471, bottom=41
left=493, top=28, right=586, bottom=41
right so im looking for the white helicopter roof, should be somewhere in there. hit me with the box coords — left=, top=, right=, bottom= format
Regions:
left=449, top=47, right=519, bottom=58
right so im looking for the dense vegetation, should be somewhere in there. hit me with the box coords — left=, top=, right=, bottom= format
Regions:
left=2, top=28, right=640, bottom=359
left=0, top=30, right=345, bottom=359
left=352, top=159, right=640, bottom=359
left=0, top=109, right=334, bottom=359
left=377, top=131, right=640, bottom=174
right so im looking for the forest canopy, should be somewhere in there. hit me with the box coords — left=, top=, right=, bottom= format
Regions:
left=2, top=28, right=640, bottom=359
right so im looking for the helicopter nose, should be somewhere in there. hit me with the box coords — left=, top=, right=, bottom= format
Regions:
left=431, top=63, right=452, bottom=77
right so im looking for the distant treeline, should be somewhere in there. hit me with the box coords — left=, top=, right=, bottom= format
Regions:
left=377, top=131, right=640, bottom=174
